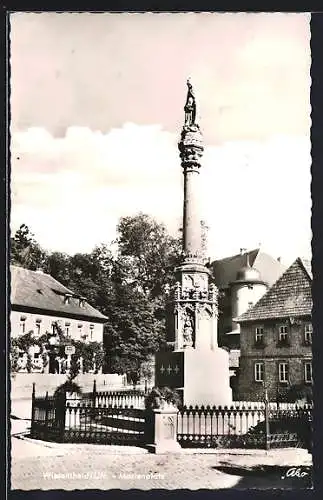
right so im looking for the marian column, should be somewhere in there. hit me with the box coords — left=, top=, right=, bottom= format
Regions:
left=155, top=80, right=232, bottom=406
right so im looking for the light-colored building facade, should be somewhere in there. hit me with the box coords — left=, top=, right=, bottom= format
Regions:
left=11, top=265, right=108, bottom=373
left=236, top=258, right=312, bottom=402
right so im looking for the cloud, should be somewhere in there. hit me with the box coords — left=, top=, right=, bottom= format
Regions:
left=10, top=12, right=311, bottom=145
left=11, top=124, right=311, bottom=264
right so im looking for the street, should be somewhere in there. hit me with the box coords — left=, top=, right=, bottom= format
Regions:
left=11, top=430, right=312, bottom=490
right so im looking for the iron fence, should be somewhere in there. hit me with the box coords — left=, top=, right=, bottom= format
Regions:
left=92, top=390, right=145, bottom=409
left=30, top=382, right=313, bottom=450
left=177, top=403, right=312, bottom=449
left=63, top=403, right=145, bottom=445
left=31, top=394, right=146, bottom=445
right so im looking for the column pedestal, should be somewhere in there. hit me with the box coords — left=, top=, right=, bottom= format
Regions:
left=155, top=348, right=232, bottom=407
left=146, top=408, right=182, bottom=454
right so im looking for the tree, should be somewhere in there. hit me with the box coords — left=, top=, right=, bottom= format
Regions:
left=10, top=215, right=181, bottom=382
left=11, top=224, right=47, bottom=270
left=45, top=251, right=72, bottom=286
left=103, top=282, right=166, bottom=381
left=115, top=213, right=182, bottom=298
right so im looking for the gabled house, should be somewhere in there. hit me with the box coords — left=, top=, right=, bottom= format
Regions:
left=11, top=265, right=108, bottom=373
left=236, top=258, right=312, bottom=401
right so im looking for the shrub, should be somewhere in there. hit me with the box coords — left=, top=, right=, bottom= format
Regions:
left=145, top=386, right=182, bottom=409
left=53, top=380, right=82, bottom=400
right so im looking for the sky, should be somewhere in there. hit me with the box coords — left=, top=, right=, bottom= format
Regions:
left=10, top=12, right=312, bottom=265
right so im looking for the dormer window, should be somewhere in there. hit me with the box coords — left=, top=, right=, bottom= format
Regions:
left=64, top=293, right=73, bottom=305
left=304, top=324, right=312, bottom=345
left=79, top=297, right=86, bottom=308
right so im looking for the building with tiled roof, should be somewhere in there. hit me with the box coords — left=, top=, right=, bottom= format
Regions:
left=210, top=248, right=286, bottom=349
left=236, top=258, right=312, bottom=402
left=11, top=265, right=108, bottom=373
left=211, top=248, right=286, bottom=291
left=237, top=258, right=312, bottom=323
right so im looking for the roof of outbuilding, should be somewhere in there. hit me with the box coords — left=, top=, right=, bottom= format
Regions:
left=236, top=258, right=312, bottom=323
left=211, top=249, right=286, bottom=289
left=10, top=265, right=108, bottom=322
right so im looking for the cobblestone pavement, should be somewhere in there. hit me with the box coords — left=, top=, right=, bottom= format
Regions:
left=11, top=436, right=313, bottom=490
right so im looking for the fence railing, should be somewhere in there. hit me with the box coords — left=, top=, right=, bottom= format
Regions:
left=176, top=403, right=312, bottom=449
left=31, top=392, right=146, bottom=445
left=92, top=390, right=146, bottom=409
left=30, top=383, right=313, bottom=450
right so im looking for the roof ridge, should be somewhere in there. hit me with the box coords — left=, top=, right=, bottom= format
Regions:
left=297, top=257, right=312, bottom=281
left=213, top=248, right=260, bottom=263
left=10, top=265, right=76, bottom=295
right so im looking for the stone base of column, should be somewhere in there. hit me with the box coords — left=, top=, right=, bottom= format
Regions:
left=146, top=442, right=182, bottom=454
left=155, top=348, right=232, bottom=407
left=146, top=408, right=182, bottom=454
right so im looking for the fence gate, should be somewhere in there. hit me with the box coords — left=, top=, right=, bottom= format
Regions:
left=31, top=395, right=66, bottom=442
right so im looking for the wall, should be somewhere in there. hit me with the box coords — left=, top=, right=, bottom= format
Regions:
left=11, top=310, right=104, bottom=343
left=11, top=373, right=126, bottom=399
left=237, top=318, right=312, bottom=401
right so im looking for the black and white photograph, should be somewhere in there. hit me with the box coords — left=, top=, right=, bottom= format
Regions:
left=9, top=11, right=313, bottom=490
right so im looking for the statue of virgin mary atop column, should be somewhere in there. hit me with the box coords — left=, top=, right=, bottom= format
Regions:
left=184, top=78, right=197, bottom=127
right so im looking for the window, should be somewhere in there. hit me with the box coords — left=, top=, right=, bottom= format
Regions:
left=35, top=319, right=41, bottom=336
left=65, top=322, right=71, bottom=337
left=304, top=324, right=312, bottom=345
left=90, top=324, right=94, bottom=340
left=254, top=362, right=264, bottom=382
left=304, top=362, right=312, bottom=384
left=255, top=327, right=264, bottom=344
left=278, top=325, right=289, bottom=344
left=278, top=362, right=289, bottom=383
left=20, top=316, right=27, bottom=334
left=33, top=352, right=40, bottom=359
left=78, top=324, right=83, bottom=337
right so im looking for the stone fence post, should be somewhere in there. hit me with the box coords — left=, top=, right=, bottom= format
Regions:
left=146, top=404, right=182, bottom=454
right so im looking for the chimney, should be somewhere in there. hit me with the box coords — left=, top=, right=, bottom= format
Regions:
left=35, top=267, right=44, bottom=274
left=240, top=248, right=247, bottom=255
left=277, top=257, right=281, bottom=263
